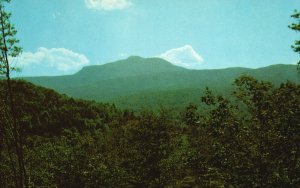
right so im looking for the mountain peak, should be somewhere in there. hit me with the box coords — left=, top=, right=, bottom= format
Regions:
left=126, top=56, right=144, bottom=60
left=73, top=56, right=186, bottom=81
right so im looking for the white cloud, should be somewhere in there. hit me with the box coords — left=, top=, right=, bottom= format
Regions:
left=16, top=47, right=89, bottom=76
left=85, top=0, right=132, bottom=11
left=159, top=45, right=204, bottom=69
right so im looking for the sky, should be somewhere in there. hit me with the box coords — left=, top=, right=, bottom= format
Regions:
left=6, top=0, right=300, bottom=76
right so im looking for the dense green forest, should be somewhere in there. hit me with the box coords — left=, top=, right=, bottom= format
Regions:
left=0, top=76, right=300, bottom=187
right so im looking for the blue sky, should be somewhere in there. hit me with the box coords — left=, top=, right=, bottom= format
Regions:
left=6, top=0, right=300, bottom=76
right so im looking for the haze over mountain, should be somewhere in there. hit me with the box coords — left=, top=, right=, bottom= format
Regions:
left=23, top=56, right=299, bottom=109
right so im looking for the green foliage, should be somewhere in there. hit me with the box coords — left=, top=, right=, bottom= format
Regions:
left=1, top=76, right=299, bottom=187
left=181, top=76, right=300, bottom=187
left=0, top=1, right=25, bottom=187
left=289, top=10, right=300, bottom=67
left=0, top=0, right=22, bottom=75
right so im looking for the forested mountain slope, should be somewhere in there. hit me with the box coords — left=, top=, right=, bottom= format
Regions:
left=22, top=56, right=299, bottom=109
left=1, top=77, right=299, bottom=187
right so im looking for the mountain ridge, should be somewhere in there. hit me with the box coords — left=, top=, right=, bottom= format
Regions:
left=21, top=57, right=299, bottom=109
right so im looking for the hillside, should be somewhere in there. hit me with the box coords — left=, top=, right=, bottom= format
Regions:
left=22, top=56, right=300, bottom=110
left=2, top=73, right=300, bottom=187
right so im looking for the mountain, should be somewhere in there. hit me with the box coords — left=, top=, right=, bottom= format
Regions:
left=22, top=56, right=300, bottom=110
left=23, top=56, right=185, bottom=88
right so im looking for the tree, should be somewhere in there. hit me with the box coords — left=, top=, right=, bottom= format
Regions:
left=289, top=10, right=300, bottom=69
left=233, top=76, right=300, bottom=187
left=0, top=0, right=25, bottom=187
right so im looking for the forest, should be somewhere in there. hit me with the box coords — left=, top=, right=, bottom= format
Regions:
left=1, top=1, right=300, bottom=188
left=1, top=74, right=300, bottom=187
